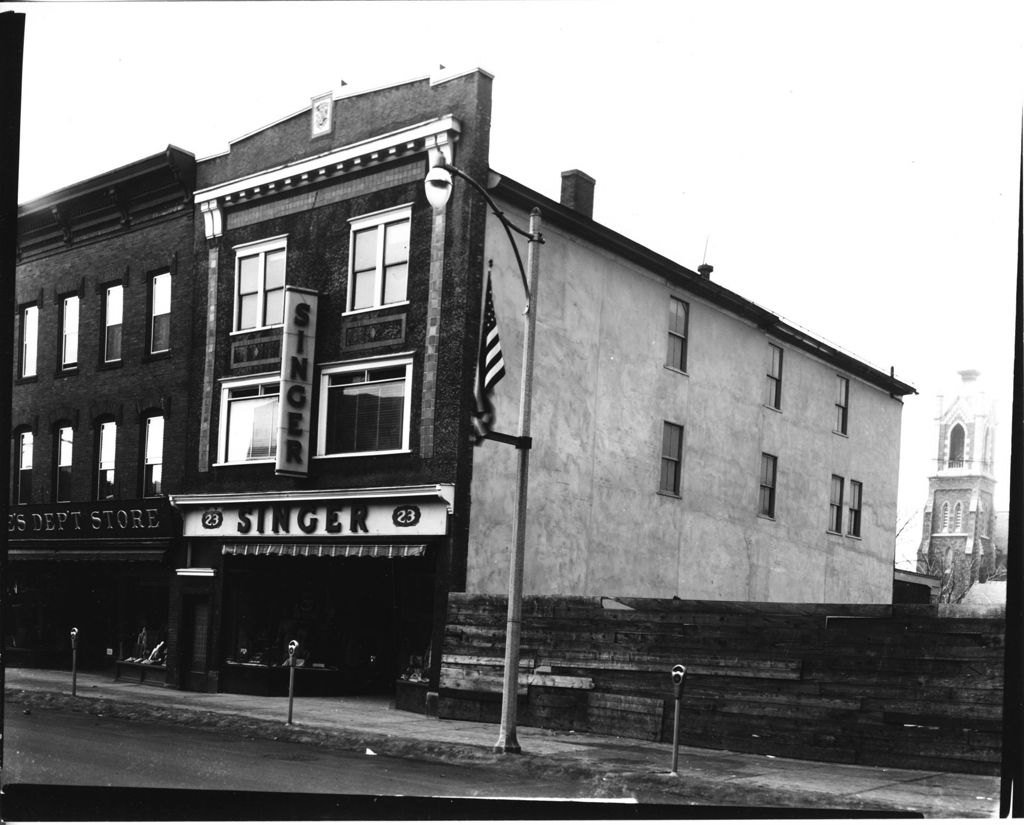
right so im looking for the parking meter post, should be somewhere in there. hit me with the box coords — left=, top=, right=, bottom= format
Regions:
left=670, top=664, right=686, bottom=775
left=287, top=640, right=298, bottom=725
left=70, top=628, right=79, bottom=697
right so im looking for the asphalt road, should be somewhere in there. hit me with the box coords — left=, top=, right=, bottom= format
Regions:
left=3, top=705, right=623, bottom=801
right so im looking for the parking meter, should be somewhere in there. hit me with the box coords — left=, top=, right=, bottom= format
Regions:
left=671, top=664, right=686, bottom=698
left=669, top=664, right=686, bottom=774
left=286, top=640, right=299, bottom=725
left=70, top=627, right=80, bottom=696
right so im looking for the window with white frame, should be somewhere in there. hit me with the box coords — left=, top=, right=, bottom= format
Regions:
left=20, top=304, right=38, bottom=378
left=234, top=238, right=287, bottom=332
left=150, top=272, right=171, bottom=354
left=347, top=206, right=411, bottom=312
left=142, top=414, right=164, bottom=497
left=96, top=420, right=117, bottom=499
left=220, top=379, right=280, bottom=463
left=61, top=295, right=79, bottom=369
left=318, top=358, right=413, bottom=456
left=15, top=430, right=33, bottom=505
left=104, top=284, right=124, bottom=363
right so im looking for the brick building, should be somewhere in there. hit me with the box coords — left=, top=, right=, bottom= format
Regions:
left=11, top=68, right=916, bottom=703
left=9, top=147, right=195, bottom=671
left=165, top=71, right=493, bottom=695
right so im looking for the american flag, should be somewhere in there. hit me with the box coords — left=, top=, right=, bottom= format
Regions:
left=473, top=271, right=506, bottom=443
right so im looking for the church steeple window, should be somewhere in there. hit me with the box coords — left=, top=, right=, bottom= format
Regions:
left=953, top=502, right=963, bottom=532
left=941, top=502, right=950, bottom=532
left=948, top=424, right=965, bottom=469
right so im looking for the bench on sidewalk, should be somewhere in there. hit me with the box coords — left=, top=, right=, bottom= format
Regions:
left=115, top=660, right=167, bottom=685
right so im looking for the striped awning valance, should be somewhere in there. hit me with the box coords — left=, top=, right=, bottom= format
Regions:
left=221, top=543, right=426, bottom=559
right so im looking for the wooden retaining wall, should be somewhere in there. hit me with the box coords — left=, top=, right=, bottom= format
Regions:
left=438, top=595, right=1005, bottom=775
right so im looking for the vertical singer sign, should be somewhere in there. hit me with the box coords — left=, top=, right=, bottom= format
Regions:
left=276, top=286, right=319, bottom=477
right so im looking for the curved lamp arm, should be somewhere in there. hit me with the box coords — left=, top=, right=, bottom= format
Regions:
left=428, top=158, right=540, bottom=304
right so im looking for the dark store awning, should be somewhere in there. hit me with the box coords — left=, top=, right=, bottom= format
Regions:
left=8, top=542, right=168, bottom=562
left=222, top=543, right=426, bottom=559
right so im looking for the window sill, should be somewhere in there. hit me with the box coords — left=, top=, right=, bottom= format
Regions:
left=844, top=533, right=862, bottom=541
left=314, top=449, right=411, bottom=460
left=57, top=365, right=79, bottom=376
left=757, top=513, right=776, bottom=522
left=212, top=459, right=277, bottom=467
left=98, top=360, right=124, bottom=371
left=762, top=404, right=782, bottom=413
left=342, top=301, right=410, bottom=318
left=663, top=365, right=688, bottom=377
left=656, top=490, right=682, bottom=499
left=832, top=430, right=849, bottom=438
left=230, top=324, right=283, bottom=338
left=15, top=375, right=39, bottom=385
left=143, top=350, right=172, bottom=363
left=826, top=529, right=842, bottom=537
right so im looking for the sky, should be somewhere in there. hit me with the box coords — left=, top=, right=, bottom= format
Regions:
left=7, top=0, right=1023, bottom=568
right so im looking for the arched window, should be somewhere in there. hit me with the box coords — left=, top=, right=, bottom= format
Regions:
left=954, top=502, right=964, bottom=532
left=941, top=502, right=950, bottom=532
left=948, top=424, right=965, bottom=469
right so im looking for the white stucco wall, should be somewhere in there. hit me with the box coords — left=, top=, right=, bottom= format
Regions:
left=466, top=201, right=904, bottom=603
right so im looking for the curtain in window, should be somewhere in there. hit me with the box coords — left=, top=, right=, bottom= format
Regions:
left=227, top=395, right=279, bottom=461
left=327, top=377, right=404, bottom=453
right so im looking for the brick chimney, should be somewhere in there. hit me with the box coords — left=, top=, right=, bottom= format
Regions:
left=697, top=263, right=714, bottom=280
left=560, top=170, right=595, bottom=218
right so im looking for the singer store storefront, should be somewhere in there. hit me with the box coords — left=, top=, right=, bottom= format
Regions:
left=169, top=486, right=454, bottom=697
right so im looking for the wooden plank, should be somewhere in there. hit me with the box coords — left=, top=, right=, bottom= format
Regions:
left=585, top=707, right=662, bottom=741
left=861, top=697, right=1004, bottom=721
left=527, top=673, right=594, bottom=690
left=588, top=692, right=664, bottom=713
left=441, top=654, right=535, bottom=669
left=439, top=665, right=591, bottom=693
left=536, top=653, right=802, bottom=680
left=613, top=598, right=897, bottom=617
left=439, top=669, right=528, bottom=696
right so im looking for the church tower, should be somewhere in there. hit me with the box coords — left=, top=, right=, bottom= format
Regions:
left=916, top=370, right=1001, bottom=601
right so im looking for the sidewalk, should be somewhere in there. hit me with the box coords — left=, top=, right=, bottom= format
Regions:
left=3, top=667, right=1001, bottom=818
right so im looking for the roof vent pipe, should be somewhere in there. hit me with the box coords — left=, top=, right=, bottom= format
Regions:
left=698, top=263, right=714, bottom=280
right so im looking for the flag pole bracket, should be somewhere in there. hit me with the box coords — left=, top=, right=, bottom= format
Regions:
left=481, top=431, right=532, bottom=450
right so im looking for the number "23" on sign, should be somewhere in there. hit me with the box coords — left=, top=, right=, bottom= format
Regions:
left=392, top=505, right=421, bottom=528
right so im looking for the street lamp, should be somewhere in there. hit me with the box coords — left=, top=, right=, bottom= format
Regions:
left=425, top=151, right=542, bottom=754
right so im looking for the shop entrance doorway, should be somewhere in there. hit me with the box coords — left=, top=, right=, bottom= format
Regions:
left=180, top=595, right=211, bottom=692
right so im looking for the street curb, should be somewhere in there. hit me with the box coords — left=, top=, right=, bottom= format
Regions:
left=3, top=688, right=947, bottom=815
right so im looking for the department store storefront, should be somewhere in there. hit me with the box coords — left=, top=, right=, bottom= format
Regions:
left=169, top=485, right=453, bottom=696
left=6, top=500, right=178, bottom=673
